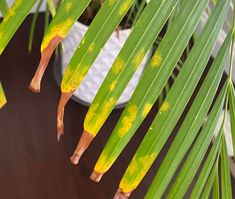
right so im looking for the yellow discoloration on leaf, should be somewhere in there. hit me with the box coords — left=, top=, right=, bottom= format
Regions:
left=65, top=2, right=72, bottom=12
left=78, top=38, right=86, bottom=49
left=108, top=0, right=117, bottom=5
left=4, top=0, right=23, bottom=21
left=132, top=49, right=145, bottom=69
left=0, top=26, right=4, bottom=53
left=81, top=38, right=86, bottom=44
left=4, top=9, right=15, bottom=20
left=85, top=103, right=99, bottom=124
left=112, top=57, right=124, bottom=74
left=41, top=18, right=74, bottom=51
left=118, top=0, right=132, bottom=16
left=0, top=83, right=7, bottom=109
left=150, top=50, right=162, bottom=68
left=88, top=42, right=95, bottom=53
left=61, top=64, right=89, bottom=93
left=118, top=104, right=138, bottom=137
left=13, top=0, right=23, bottom=7
left=160, top=101, right=170, bottom=112
left=119, top=153, right=158, bottom=193
left=0, top=31, right=3, bottom=53
left=142, top=103, right=152, bottom=117
left=94, top=151, right=115, bottom=173
left=84, top=103, right=99, bottom=131
left=85, top=98, right=117, bottom=136
left=109, top=80, right=117, bottom=92
left=100, top=98, right=117, bottom=119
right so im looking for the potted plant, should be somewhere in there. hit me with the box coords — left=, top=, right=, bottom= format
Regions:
left=0, top=0, right=234, bottom=198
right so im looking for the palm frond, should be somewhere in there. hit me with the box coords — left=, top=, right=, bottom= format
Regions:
left=57, top=0, right=135, bottom=142
left=90, top=0, right=210, bottom=179
left=78, top=0, right=181, bottom=167
left=190, top=139, right=220, bottom=198
left=166, top=82, right=227, bottom=198
left=200, top=159, right=219, bottom=198
left=146, top=30, right=231, bottom=198
left=0, top=0, right=37, bottom=55
left=114, top=0, right=230, bottom=197
left=29, top=0, right=92, bottom=93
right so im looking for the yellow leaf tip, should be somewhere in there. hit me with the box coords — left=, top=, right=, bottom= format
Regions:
left=0, top=100, right=7, bottom=109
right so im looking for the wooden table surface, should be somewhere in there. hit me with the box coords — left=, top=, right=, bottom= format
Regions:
left=0, top=13, right=234, bottom=199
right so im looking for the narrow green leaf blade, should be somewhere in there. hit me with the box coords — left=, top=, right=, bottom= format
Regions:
left=85, top=0, right=181, bottom=143
left=221, top=134, right=233, bottom=199
left=115, top=0, right=230, bottom=196
left=229, top=82, right=235, bottom=159
left=47, top=0, right=56, bottom=17
left=0, top=0, right=37, bottom=54
left=166, top=85, right=227, bottom=198
left=41, top=0, right=91, bottom=52
left=212, top=169, right=220, bottom=199
left=201, top=160, right=219, bottom=199
left=145, top=31, right=231, bottom=199
left=0, top=0, right=9, bottom=17
left=93, top=0, right=210, bottom=178
left=29, top=0, right=92, bottom=92
left=58, top=0, right=139, bottom=143
left=28, top=0, right=44, bottom=51
left=0, top=82, right=7, bottom=109
left=190, top=142, right=221, bottom=198
left=61, top=0, right=135, bottom=93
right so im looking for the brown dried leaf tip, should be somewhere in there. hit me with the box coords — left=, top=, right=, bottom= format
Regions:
left=90, top=171, right=103, bottom=182
left=113, top=189, right=131, bottom=199
left=57, top=91, right=74, bottom=142
left=29, top=36, right=62, bottom=93
left=70, top=130, right=94, bottom=165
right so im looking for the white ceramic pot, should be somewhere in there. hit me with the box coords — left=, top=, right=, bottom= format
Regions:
left=60, top=22, right=151, bottom=107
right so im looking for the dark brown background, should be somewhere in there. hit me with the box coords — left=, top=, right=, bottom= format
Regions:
left=0, top=14, right=234, bottom=199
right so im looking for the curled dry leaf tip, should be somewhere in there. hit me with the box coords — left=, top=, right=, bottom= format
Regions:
left=57, top=91, right=74, bottom=141
left=113, top=189, right=130, bottom=199
left=29, top=36, right=62, bottom=93
left=70, top=130, right=94, bottom=165
left=90, top=171, right=103, bottom=182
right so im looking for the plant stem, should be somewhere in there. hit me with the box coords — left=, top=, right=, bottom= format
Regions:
left=28, top=0, right=44, bottom=51
left=47, top=0, right=56, bottom=17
